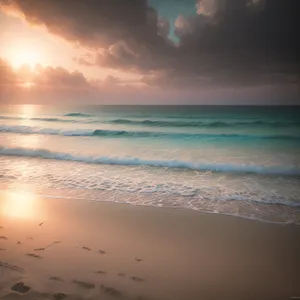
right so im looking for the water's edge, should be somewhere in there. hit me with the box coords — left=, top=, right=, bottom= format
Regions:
left=1, top=185, right=299, bottom=226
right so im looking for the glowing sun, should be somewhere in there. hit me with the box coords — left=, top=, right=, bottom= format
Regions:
left=9, top=44, right=43, bottom=68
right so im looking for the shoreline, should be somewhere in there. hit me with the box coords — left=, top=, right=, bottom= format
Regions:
left=1, top=190, right=300, bottom=300
left=1, top=187, right=300, bottom=226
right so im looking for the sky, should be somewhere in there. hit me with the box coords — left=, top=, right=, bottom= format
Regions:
left=0, top=0, right=299, bottom=105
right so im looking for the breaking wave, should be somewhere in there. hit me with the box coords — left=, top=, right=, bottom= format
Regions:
left=109, top=119, right=300, bottom=128
left=1, top=145, right=300, bottom=176
left=1, top=124, right=300, bottom=141
left=64, top=113, right=92, bottom=117
left=1, top=115, right=300, bottom=128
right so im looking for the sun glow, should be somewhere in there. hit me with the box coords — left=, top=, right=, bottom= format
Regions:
left=3, top=191, right=38, bottom=220
left=9, top=44, right=43, bottom=69
left=20, top=104, right=36, bottom=116
left=21, top=81, right=35, bottom=88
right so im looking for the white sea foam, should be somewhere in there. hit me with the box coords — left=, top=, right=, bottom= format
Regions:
left=1, top=145, right=300, bottom=176
left=1, top=152, right=300, bottom=225
left=0, top=125, right=94, bottom=136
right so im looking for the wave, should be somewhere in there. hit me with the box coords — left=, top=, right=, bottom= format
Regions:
left=1, top=124, right=300, bottom=141
left=64, top=113, right=92, bottom=117
left=2, top=115, right=300, bottom=128
left=0, top=115, right=80, bottom=123
left=1, top=115, right=300, bottom=128
left=1, top=146, right=300, bottom=176
left=109, top=119, right=300, bottom=128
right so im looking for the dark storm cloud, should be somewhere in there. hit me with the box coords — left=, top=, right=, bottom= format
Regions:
left=157, top=16, right=170, bottom=39
left=173, top=0, right=300, bottom=88
left=0, top=0, right=299, bottom=92
left=0, top=0, right=174, bottom=72
left=181, top=0, right=300, bottom=62
left=93, top=38, right=176, bottom=72
left=76, top=0, right=300, bottom=88
left=0, top=0, right=163, bottom=48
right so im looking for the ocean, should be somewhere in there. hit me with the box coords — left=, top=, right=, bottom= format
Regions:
left=1, top=105, right=300, bottom=224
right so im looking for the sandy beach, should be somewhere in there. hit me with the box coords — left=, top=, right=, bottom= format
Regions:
left=1, top=190, right=300, bottom=300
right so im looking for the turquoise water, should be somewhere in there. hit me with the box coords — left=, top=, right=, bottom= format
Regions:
left=1, top=105, right=300, bottom=223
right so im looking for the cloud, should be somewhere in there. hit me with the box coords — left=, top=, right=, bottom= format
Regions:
left=0, top=58, right=173, bottom=104
left=1, top=58, right=298, bottom=105
left=141, top=69, right=214, bottom=89
left=196, top=0, right=221, bottom=16
left=196, top=0, right=265, bottom=18
left=78, top=0, right=299, bottom=92
left=0, top=0, right=299, bottom=100
left=1, top=59, right=122, bottom=90
left=174, top=15, right=197, bottom=38
left=0, top=58, right=126, bottom=103
left=184, top=0, right=300, bottom=59
left=0, top=58, right=18, bottom=85
left=96, top=40, right=148, bottom=70
left=174, top=0, right=300, bottom=92
left=75, top=39, right=175, bottom=73
left=72, top=56, right=95, bottom=67
left=0, top=0, right=175, bottom=74
left=0, top=0, right=164, bottom=49
left=157, top=17, right=170, bottom=39
left=33, top=66, right=89, bottom=88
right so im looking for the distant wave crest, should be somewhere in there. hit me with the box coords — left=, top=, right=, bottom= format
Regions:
left=1, top=145, right=300, bottom=176
left=1, top=115, right=300, bottom=128
left=1, top=124, right=300, bottom=141
left=0, top=115, right=78, bottom=123
left=109, top=119, right=300, bottom=128
left=64, top=113, right=92, bottom=117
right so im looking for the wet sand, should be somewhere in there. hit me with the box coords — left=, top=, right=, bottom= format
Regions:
left=0, top=190, right=300, bottom=300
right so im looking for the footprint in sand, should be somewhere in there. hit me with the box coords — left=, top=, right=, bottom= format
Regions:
left=72, top=280, right=95, bottom=290
left=130, top=276, right=145, bottom=282
left=41, top=241, right=62, bottom=250
left=26, top=253, right=42, bottom=259
left=38, top=222, right=44, bottom=226
left=34, top=247, right=46, bottom=251
left=117, top=272, right=126, bottom=277
left=32, top=242, right=61, bottom=253
left=82, top=246, right=91, bottom=251
left=17, top=241, right=22, bottom=245
left=11, top=282, right=31, bottom=294
left=53, top=293, right=67, bottom=300
left=97, top=249, right=106, bottom=254
left=0, top=236, right=8, bottom=240
left=94, top=270, right=107, bottom=275
left=101, top=285, right=123, bottom=297
left=135, top=257, right=143, bottom=262
left=27, top=236, right=33, bottom=240
left=49, top=276, right=64, bottom=282
left=0, top=261, right=25, bottom=273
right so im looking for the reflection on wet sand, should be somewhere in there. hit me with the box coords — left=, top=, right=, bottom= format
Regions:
left=1, top=190, right=300, bottom=300
left=2, top=191, right=38, bottom=220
